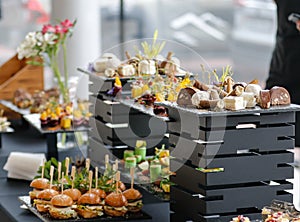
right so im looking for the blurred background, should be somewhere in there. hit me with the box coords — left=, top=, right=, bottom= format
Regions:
left=0, top=0, right=277, bottom=86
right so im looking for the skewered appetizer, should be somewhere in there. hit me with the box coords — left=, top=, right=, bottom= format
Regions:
left=76, top=192, right=103, bottom=218
left=104, top=191, right=128, bottom=217
left=49, top=194, right=77, bottom=219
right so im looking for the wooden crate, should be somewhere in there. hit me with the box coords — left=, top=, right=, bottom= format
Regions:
left=0, top=54, right=44, bottom=100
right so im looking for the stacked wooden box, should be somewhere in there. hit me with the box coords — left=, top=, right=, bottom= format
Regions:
left=0, top=54, right=43, bottom=100
left=162, top=103, right=300, bottom=221
left=87, top=74, right=168, bottom=163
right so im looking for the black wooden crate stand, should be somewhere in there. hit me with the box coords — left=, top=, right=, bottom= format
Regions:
left=159, top=102, right=300, bottom=222
left=87, top=72, right=168, bottom=165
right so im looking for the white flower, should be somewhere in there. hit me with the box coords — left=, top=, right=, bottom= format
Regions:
left=44, top=32, right=57, bottom=45
left=35, top=32, right=57, bottom=52
left=24, top=32, right=37, bottom=48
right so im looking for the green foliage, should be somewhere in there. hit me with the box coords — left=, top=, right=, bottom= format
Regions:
left=35, top=157, right=66, bottom=182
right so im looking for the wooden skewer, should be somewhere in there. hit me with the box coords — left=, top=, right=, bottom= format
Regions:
left=71, top=166, right=76, bottom=190
left=41, top=159, right=45, bottom=179
left=61, top=172, right=64, bottom=193
left=50, top=165, right=54, bottom=189
left=58, top=162, right=61, bottom=181
left=130, top=167, right=135, bottom=189
left=105, top=155, right=109, bottom=170
left=88, top=170, right=93, bottom=193
left=125, top=51, right=131, bottom=60
left=65, top=157, right=70, bottom=177
left=115, top=171, right=120, bottom=193
left=115, top=160, right=119, bottom=171
left=86, top=158, right=90, bottom=172
left=95, top=167, right=98, bottom=188
left=112, top=164, right=117, bottom=185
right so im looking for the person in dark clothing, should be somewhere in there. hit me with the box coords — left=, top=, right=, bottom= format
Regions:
left=266, top=0, right=300, bottom=146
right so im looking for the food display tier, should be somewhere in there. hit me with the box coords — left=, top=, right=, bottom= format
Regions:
left=157, top=102, right=300, bottom=221
left=89, top=116, right=167, bottom=147
left=161, top=102, right=299, bottom=139
left=79, top=67, right=188, bottom=94
left=89, top=94, right=168, bottom=124
left=0, top=100, right=30, bottom=116
left=170, top=151, right=293, bottom=188
left=158, top=101, right=300, bottom=118
left=18, top=196, right=152, bottom=222
left=87, top=136, right=168, bottom=161
left=170, top=180, right=292, bottom=216
left=168, top=131, right=294, bottom=158
left=23, top=114, right=90, bottom=134
left=170, top=209, right=262, bottom=222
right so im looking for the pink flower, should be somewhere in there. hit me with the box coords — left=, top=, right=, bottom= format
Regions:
left=61, top=19, right=74, bottom=33
left=42, top=24, right=56, bottom=34
left=55, top=25, right=63, bottom=34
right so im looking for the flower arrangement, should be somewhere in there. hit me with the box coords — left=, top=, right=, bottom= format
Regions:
left=17, top=19, right=76, bottom=103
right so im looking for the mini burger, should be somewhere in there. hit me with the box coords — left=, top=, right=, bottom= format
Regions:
left=63, top=188, right=82, bottom=203
left=122, top=188, right=143, bottom=212
left=76, top=192, right=103, bottom=218
left=34, top=188, right=59, bottom=213
left=29, top=178, right=49, bottom=201
left=49, top=194, right=77, bottom=219
left=104, top=191, right=128, bottom=217
left=91, top=188, right=106, bottom=205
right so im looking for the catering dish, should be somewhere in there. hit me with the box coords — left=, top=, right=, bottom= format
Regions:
left=19, top=196, right=151, bottom=221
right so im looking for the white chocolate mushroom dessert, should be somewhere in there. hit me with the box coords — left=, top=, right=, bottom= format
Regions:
left=93, top=53, right=121, bottom=75
left=159, top=52, right=181, bottom=76
left=175, top=68, right=291, bottom=111
left=138, top=60, right=156, bottom=76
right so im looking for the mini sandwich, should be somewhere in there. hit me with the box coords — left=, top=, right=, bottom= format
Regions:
left=122, top=188, right=143, bottom=212
left=63, top=188, right=82, bottom=203
left=34, top=188, right=59, bottom=213
left=76, top=192, right=103, bottom=218
left=29, top=178, right=49, bottom=201
left=104, top=191, right=128, bottom=217
left=49, top=194, right=77, bottom=219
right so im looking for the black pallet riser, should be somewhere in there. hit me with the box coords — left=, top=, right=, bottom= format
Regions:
left=170, top=153, right=293, bottom=188
left=168, top=123, right=295, bottom=157
left=88, top=136, right=167, bottom=161
left=89, top=116, right=167, bottom=146
left=89, top=74, right=131, bottom=94
left=168, top=107, right=296, bottom=139
left=170, top=182, right=292, bottom=215
left=89, top=95, right=141, bottom=124
left=170, top=211, right=262, bottom=222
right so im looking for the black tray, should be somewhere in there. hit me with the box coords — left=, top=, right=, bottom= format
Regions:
left=23, top=114, right=90, bottom=134
left=18, top=196, right=151, bottom=222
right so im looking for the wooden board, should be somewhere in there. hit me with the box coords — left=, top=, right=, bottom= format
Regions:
left=0, top=54, right=44, bottom=100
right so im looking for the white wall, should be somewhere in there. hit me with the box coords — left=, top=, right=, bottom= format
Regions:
left=51, top=0, right=101, bottom=100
